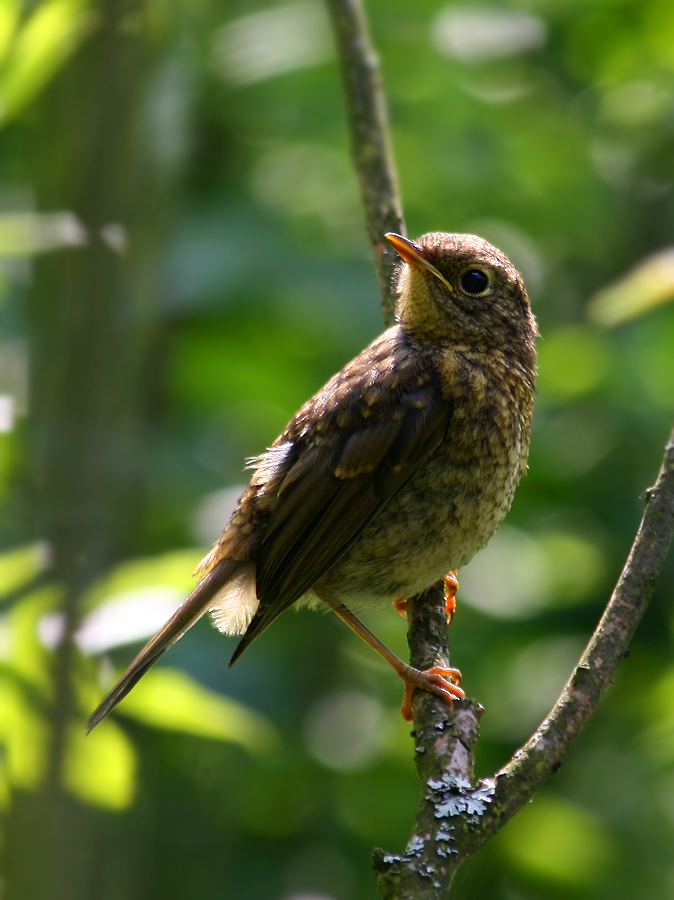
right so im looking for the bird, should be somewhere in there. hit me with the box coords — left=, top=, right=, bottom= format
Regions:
left=87, top=231, right=537, bottom=732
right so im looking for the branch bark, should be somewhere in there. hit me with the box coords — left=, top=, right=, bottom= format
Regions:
left=376, top=426, right=674, bottom=897
left=326, top=0, right=674, bottom=897
left=325, top=0, right=404, bottom=324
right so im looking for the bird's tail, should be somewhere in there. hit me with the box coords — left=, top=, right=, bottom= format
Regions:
left=86, top=557, right=239, bottom=733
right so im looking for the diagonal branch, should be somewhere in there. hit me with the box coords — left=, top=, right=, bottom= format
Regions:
left=484, top=424, right=674, bottom=835
left=377, top=430, right=674, bottom=896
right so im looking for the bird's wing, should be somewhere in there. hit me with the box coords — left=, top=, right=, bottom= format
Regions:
left=230, top=328, right=452, bottom=662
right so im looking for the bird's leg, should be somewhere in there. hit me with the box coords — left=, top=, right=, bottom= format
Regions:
left=393, top=569, right=459, bottom=624
left=316, top=591, right=464, bottom=721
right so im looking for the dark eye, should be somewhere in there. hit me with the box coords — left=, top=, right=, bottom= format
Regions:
left=460, top=269, right=490, bottom=295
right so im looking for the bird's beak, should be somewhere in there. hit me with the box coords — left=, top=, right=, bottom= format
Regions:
left=386, top=233, right=453, bottom=293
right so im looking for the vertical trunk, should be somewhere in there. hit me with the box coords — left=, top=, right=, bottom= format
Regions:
left=12, top=1, right=157, bottom=896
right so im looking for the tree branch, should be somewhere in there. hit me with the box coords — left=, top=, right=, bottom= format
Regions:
left=376, top=431, right=674, bottom=896
left=325, top=0, right=404, bottom=324
left=327, top=0, right=674, bottom=895
left=484, top=424, right=674, bottom=836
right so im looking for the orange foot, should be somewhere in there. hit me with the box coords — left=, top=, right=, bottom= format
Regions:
left=393, top=596, right=408, bottom=618
left=443, top=569, right=459, bottom=624
left=400, top=664, right=464, bottom=721
left=393, top=570, right=460, bottom=623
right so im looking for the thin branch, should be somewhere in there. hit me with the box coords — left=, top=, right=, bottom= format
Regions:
left=325, top=0, right=404, bottom=324
left=482, top=424, right=674, bottom=839
left=377, top=426, right=674, bottom=896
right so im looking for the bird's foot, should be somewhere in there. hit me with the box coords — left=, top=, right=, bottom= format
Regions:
left=443, top=569, right=459, bottom=623
left=393, top=596, right=408, bottom=618
left=400, top=664, right=464, bottom=722
left=393, top=569, right=459, bottom=623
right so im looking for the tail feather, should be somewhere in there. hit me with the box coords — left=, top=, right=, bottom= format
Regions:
left=86, top=557, right=239, bottom=733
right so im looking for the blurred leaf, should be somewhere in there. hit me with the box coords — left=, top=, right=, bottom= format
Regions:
left=537, top=327, right=612, bottom=400
left=116, top=667, right=279, bottom=754
left=0, top=0, right=95, bottom=125
left=213, top=3, right=332, bottom=86
left=0, top=0, right=19, bottom=63
left=588, top=248, right=674, bottom=326
left=0, top=675, right=48, bottom=797
left=643, top=668, right=674, bottom=766
left=65, top=721, right=137, bottom=809
left=500, top=792, right=615, bottom=886
left=4, top=586, right=58, bottom=691
left=0, top=543, right=48, bottom=602
left=83, top=550, right=200, bottom=611
left=76, top=551, right=202, bottom=659
left=0, top=212, right=86, bottom=256
left=76, top=586, right=186, bottom=654
left=539, top=530, right=607, bottom=605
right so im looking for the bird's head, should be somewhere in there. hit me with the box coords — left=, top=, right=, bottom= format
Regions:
left=387, top=232, right=538, bottom=362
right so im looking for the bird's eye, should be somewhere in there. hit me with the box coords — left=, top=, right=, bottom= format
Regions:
left=460, top=269, right=490, bottom=295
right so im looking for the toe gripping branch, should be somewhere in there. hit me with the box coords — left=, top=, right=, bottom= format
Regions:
left=324, top=571, right=464, bottom=723
left=394, top=570, right=459, bottom=624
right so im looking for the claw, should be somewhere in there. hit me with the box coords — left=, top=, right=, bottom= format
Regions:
left=400, top=664, right=464, bottom=721
left=393, top=596, right=408, bottom=619
left=443, top=570, right=458, bottom=624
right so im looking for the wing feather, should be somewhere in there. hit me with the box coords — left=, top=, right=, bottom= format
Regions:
left=230, top=328, right=453, bottom=663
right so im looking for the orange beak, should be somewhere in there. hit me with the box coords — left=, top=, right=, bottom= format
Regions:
left=386, top=233, right=453, bottom=293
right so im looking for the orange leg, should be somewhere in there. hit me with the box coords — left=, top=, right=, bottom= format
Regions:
left=317, top=592, right=464, bottom=722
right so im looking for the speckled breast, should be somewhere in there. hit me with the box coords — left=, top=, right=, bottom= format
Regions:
left=317, top=353, right=533, bottom=605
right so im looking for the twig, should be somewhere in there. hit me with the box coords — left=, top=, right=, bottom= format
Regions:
left=325, top=0, right=404, bottom=324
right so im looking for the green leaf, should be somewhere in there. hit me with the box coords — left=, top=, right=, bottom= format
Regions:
left=0, top=675, right=48, bottom=798
left=501, top=792, right=615, bottom=885
left=536, top=326, right=611, bottom=400
left=116, top=667, right=280, bottom=754
left=0, top=543, right=48, bottom=602
left=0, top=0, right=95, bottom=125
left=0, top=0, right=19, bottom=64
left=588, top=248, right=674, bottom=326
left=66, top=721, right=137, bottom=809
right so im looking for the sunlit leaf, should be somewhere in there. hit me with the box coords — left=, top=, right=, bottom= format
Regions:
left=0, top=0, right=96, bottom=124
left=539, top=530, right=606, bottom=605
left=588, top=248, right=674, bottom=326
left=115, top=667, right=279, bottom=754
left=213, top=3, right=332, bottom=86
left=0, top=676, right=48, bottom=796
left=536, top=327, right=611, bottom=400
left=84, top=550, right=200, bottom=611
left=501, top=792, right=615, bottom=885
left=76, top=586, right=185, bottom=654
left=642, top=668, right=674, bottom=765
left=0, top=212, right=86, bottom=256
left=0, top=543, right=49, bottom=602
left=5, top=586, right=59, bottom=691
left=65, top=721, right=136, bottom=810
left=0, top=0, right=18, bottom=64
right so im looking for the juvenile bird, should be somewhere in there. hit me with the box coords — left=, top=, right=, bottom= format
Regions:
left=88, top=231, right=537, bottom=732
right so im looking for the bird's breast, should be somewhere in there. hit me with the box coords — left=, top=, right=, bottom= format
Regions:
left=317, top=348, right=533, bottom=605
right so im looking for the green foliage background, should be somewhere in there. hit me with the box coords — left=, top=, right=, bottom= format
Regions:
left=1, top=0, right=674, bottom=898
